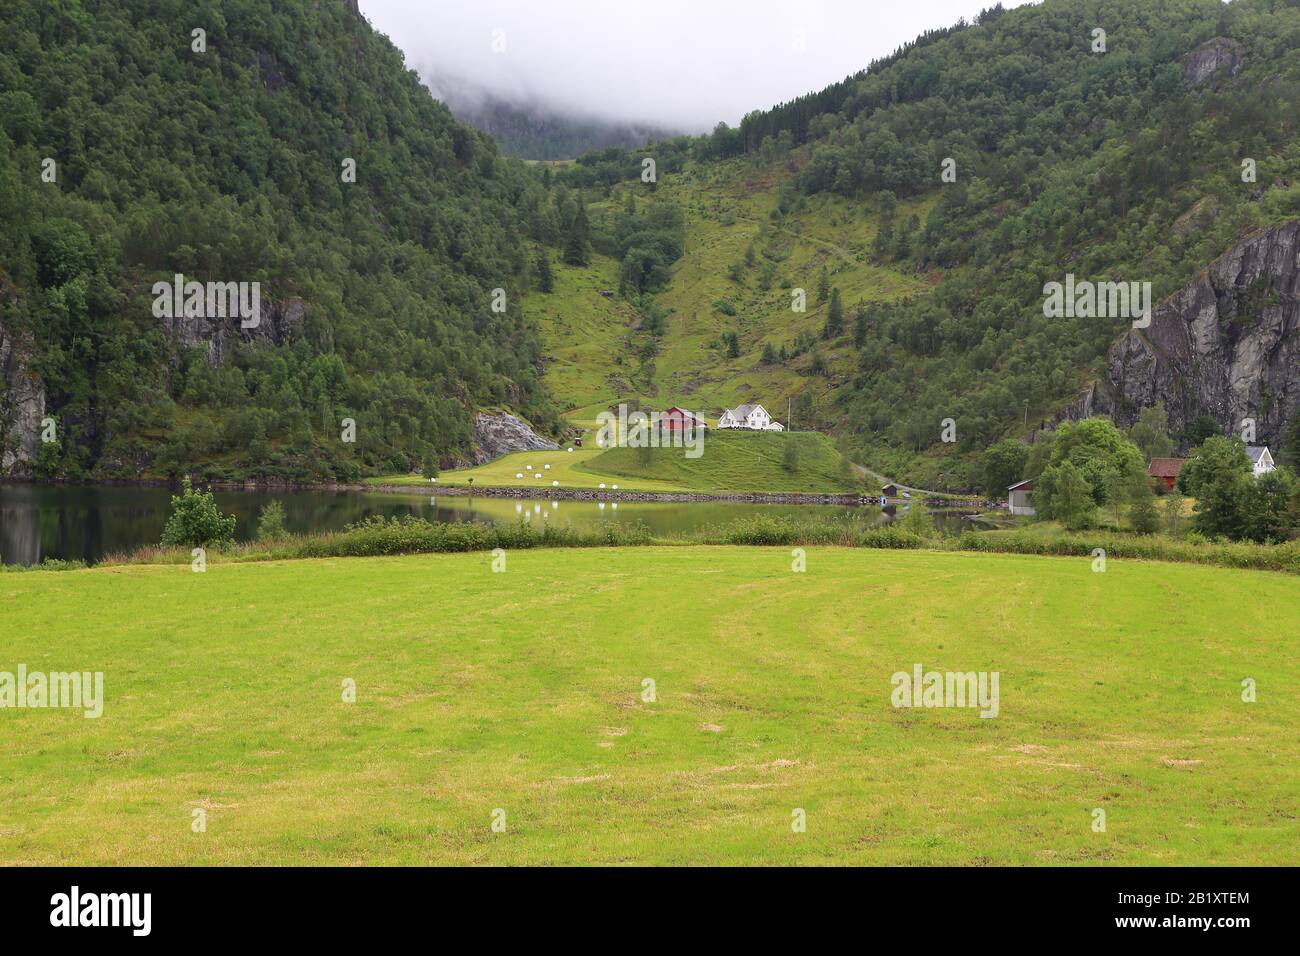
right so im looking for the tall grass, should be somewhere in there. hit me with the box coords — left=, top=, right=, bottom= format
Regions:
left=35, top=514, right=1300, bottom=576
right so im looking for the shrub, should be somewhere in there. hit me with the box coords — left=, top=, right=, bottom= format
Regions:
left=896, top=503, right=936, bottom=538
left=782, top=441, right=800, bottom=474
left=160, top=478, right=236, bottom=548
left=256, top=501, right=288, bottom=543
left=860, top=526, right=924, bottom=549
left=724, top=516, right=796, bottom=545
left=0, top=557, right=87, bottom=572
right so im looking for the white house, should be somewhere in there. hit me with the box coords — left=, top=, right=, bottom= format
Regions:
left=1007, top=479, right=1035, bottom=516
left=1247, top=445, right=1276, bottom=477
left=718, top=403, right=783, bottom=431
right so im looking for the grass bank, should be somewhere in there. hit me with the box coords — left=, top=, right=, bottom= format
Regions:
left=33, top=511, right=1296, bottom=577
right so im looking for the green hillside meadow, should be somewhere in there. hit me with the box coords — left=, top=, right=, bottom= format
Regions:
left=582, top=430, right=859, bottom=493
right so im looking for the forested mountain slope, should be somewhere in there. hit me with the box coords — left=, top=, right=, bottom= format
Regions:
left=0, top=0, right=562, bottom=481
left=6, top=0, right=1300, bottom=490
left=526, top=0, right=1300, bottom=489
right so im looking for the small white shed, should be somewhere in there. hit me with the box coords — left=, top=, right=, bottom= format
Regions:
left=1008, top=479, right=1035, bottom=516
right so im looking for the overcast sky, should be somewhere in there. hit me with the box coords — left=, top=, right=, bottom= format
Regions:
left=361, top=0, right=1035, bottom=131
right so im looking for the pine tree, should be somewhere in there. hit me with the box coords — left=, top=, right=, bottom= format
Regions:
left=852, top=303, right=868, bottom=348
left=563, top=202, right=591, bottom=266
left=823, top=287, right=844, bottom=338
left=535, top=247, right=554, bottom=293
left=816, top=265, right=831, bottom=303
left=1283, top=412, right=1300, bottom=468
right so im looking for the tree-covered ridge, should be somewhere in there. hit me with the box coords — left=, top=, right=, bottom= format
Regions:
left=0, top=0, right=563, bottom=481
left=545, top=0, right=1300, bottom=489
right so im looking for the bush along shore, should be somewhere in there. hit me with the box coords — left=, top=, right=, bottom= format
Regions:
left=9, top=513, right=1296, bottom=576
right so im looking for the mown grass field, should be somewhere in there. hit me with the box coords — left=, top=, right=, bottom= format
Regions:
left=369, top=431, right=686, bottom=492
left=584, top=429, right=859, bottom=493
left=2, top=547, right=1296, bottom=865
left=374, top=427, right=860, bottom=494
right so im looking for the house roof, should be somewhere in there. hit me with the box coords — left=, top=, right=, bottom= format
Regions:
left=731, top=403, right=761, bottom=418
left=1008, top=479, right=1034, bottom=491
left=1147, top=458, right=1188, bottom=478
left=1246, top=445, right=1271, bottom=464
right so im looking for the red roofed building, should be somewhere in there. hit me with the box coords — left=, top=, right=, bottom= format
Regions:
left=659, top=407, right=705, bottom=432
left=1147, top=458, right=1188, bottom=491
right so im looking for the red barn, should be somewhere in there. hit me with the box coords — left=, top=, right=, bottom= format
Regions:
left=659, top=407, right=705, bottom=432
left=1147, top=458, right=1188, bottom=491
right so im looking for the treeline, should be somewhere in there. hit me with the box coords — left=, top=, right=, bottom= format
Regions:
left=727, top=5, right=1008, bottom=157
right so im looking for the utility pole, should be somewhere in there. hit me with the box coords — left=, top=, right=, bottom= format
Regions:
left=789, top=397, right=793, bottom=432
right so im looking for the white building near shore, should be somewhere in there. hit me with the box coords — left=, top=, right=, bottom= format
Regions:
left=1246, top=445, right=1275, bottom=478
left=718, top=404, right=784, bottom=431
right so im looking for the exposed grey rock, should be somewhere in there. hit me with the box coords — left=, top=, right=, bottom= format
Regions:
left=0, top=311, right=45, bottom=477
left=1181, top=37, right=1244, bottom=88
left=256, top=52, right=287, bottom=92
left=471, top=411, right=558, bottom=465
left=1082, top=220, right=1300, bottom=446
left=166, top=296, right=306, bottom=366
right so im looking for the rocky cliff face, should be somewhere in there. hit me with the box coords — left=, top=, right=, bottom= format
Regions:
left=1084, top=220, right=1300, bottom=445
left=1181, top=37, right=1244, bottom=88
left=471, top=411, right=558, bottom=465
left=0, top=303, right=45, bottom=477
left=166, top=296, right=307, bottom=366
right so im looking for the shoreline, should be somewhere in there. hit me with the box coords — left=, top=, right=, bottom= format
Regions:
left=1, top=476, right=994, bottom=508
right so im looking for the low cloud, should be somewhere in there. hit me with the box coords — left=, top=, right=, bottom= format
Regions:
left=362, top=0, right=1033, bottom=131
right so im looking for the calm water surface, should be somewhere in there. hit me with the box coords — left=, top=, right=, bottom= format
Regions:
left=0, top=483, right=978, bottom=566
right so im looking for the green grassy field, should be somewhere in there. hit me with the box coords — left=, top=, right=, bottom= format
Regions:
left=583, top=429, right=859, bottom=493
left=369, top=430, right=686, bottom=492
left=2, top=546, right=1296, bottom=865
left=375, top=427, right=860, bottom=494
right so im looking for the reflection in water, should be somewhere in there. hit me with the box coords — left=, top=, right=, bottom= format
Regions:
left=0, top=483, right=982, bottom=566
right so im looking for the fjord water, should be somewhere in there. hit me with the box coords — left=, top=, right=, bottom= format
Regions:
left=0, top=483, right=936, bottom=566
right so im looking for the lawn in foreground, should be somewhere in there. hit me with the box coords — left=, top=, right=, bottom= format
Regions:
left=1, top=547, right=1296, bottom=865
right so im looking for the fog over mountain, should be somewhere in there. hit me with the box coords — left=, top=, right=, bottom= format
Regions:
left=425, top=71, right=683, bottom=160
left=361, top=0, right=1035, bottom=132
